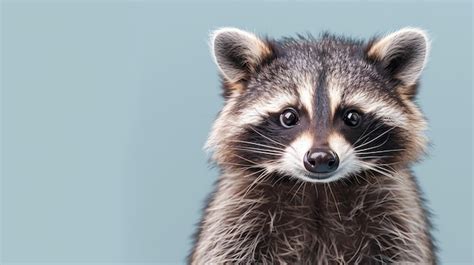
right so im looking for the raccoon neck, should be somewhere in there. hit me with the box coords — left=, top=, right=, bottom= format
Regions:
left=191, top=168, right=435, bottom=264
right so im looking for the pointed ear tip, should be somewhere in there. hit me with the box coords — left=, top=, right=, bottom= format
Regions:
left=209, top=27, right=249, bottom=44
left=208, top=28, right=234, bottom=58
left=386, top=27, right=431, bottom=57
left=404, top=28, right=431, bottom=57
left=396, top=27, right=431, bottom=43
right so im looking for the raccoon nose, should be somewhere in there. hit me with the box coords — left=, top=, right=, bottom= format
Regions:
left=303, top=148, right=339, bottom=175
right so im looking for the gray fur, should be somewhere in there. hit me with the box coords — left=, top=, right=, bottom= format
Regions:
left=190, top=28, right=436, bottom=264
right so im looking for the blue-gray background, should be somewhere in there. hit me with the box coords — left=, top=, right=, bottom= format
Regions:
left=1, top=1, right=472, bottom=264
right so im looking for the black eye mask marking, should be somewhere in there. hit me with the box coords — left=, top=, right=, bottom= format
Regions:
left=334, top=108, right=405, bottom=165
left=229, top=109, right=308, bottom=168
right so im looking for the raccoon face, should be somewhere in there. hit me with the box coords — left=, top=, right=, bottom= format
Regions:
left=207, top=28, right=430, bottom=183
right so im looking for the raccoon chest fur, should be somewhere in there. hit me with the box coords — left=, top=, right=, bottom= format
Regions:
left=190, top=27, right=436, bottom=264
left=191, top=171, right=433, bottom=264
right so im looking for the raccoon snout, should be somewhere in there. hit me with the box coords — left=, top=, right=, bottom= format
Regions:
left=303, top=148, right=339, bottom=176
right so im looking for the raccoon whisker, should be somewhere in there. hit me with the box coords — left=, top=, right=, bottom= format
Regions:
left=351, top=171, right=371, bottom=185
left=353, top=120, right=382, bottom=146
left=228, top=139, right=286, bottom=151
left=355, top=123, right=386, bottom=148
left=343, top=171, right=360, bottom=185
left=327, top=183, right=342, bottom=221
left=230, top=169, right=267, bottom=183
left=357, top=154, right=394, bottom=158
left=354, top=135, right=391, bottom=153
left=357, top=170, right=376, bottom=186
left=366, top=166, right=403, bottom=186
left=238, top=167, right=267, bottom=180
left=234, top=171, right=269, bottom=204
left=364, top=166, right=401, bottom=185
left=341, top=176, right=355, bottom=186
left=290, top=181, right=306, bottom=202
left=247, top=126, right=288, bottom=149
left=355, top=126, right=396, bottom=151
left=374, top=163, right=401, bottom=171
left=219, top=161, right=264, bottom=170
left=240, top=169, right=273, bottom=200
left=248, top=125, right=301, bottom=156
left=355, top=126, right=397, bottom=150
left=232, top=153, right=260, bottom=165
left=313, top=182, right=319, bottom=198
left=234, top=146, right=286, bottom=155
left=233, top=146, right=286, bottom=154
left=375, top=167, right=398, bottom=178
left=355, top=148, right=406, bottom=155
left=357, top=156, right=394, bottom=160
left=234, top=148, right=284, bottom=156
left=301, top=181, right=308, bottom=206
left=362, top=164, right=403, bottom=184
left=296, top=182, right=307, bottom=203
left=270, top=173, right=288, bottom=188
left=381, top=161, right=402, bottom=167
left=323, top=184, right=330, bottom=209
left=359, top=161, right=401, bottom=184
left=363, top=161, right=398, bottom=173
left=288, top=177, right=303, bottom=194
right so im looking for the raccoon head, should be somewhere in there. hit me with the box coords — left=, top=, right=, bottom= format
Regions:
left=206, top=27, right=430, bottom=183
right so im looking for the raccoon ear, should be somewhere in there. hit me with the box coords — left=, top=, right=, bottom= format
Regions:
left=210, top=28, right=273, bottom=85
left=367, top=28, right=430, bottom=87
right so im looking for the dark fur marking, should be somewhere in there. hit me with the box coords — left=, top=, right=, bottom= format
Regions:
left=192, top=29, right=436, bottom=264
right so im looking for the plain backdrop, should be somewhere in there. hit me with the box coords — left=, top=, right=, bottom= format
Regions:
left=1, top=1, right=473, bottom=264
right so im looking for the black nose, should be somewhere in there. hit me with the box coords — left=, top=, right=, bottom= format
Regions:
left=304, top=148, right=339, bottom=174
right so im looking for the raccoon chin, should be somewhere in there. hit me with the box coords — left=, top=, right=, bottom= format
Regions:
left=300, top=169, right=349, bottom=184
left=280, top=167, right=348, bottom=184
left=276, top=158, right=363, bottom=184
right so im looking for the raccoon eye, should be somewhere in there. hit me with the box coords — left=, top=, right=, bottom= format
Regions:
left=280, top=108, right=299, bottom=128
left=343, top=110, right=361, bottom=127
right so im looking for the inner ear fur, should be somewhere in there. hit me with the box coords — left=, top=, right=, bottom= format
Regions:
left=366, top=28, right=430, bottom=97
left=210, top=28, right=274, bottom=96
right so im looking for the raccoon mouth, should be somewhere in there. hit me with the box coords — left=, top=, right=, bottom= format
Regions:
left=298, top=164, right=348, bottom=183
left=304, top=170, right=338, bottom=180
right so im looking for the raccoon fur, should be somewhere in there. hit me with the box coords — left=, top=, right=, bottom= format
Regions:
left=189, top=27, right=436, bottom=264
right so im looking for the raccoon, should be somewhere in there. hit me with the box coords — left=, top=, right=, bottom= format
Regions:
left=189, top=27, right=436, bottom=264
